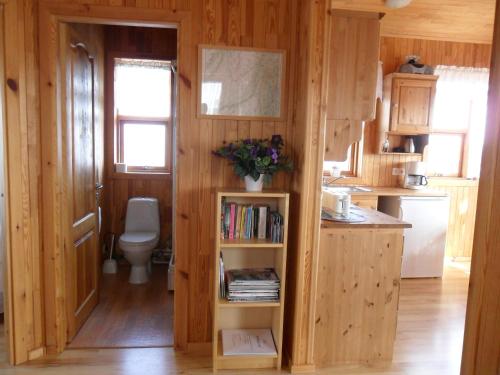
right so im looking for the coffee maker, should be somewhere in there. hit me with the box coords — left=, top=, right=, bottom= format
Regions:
left=403, top=161, right=428, bottom=190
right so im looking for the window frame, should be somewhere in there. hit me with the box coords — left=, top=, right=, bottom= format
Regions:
left=108, top=53, right=174, bottom=177
left=425, top=67, right=489, bottom=179
left=323, top=140, right=363, bottom=179
left=116, top=115, right=171, bottom=173
left=426, top=129, right=467, bottom=178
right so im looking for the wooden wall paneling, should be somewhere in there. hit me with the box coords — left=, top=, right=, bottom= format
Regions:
left=2, top=0, right=44, bottom=364
left=0, top=1, right=13, bottom=363
left=462, top=0, right=500, bottom=370
left=104, top=25, right=177, bottom=60
left=380, top=37, right=492, bottom=75
left=285, top=0, right=327, bottom=371
left=428, top=179, right=479, bottom=259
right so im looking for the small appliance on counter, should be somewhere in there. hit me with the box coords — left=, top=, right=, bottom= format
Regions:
left=403, top=161, right=428, bottom=190
left=398, top=56, right=434, bottom=75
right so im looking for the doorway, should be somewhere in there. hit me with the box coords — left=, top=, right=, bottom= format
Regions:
left=65, top=24, right=177, bottom=348
left=38, top=7, right=182, bottom=353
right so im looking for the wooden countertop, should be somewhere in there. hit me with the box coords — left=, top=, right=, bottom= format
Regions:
left=321, top=206, right=412, bottom=229
left=323, top=186, right=448, bottom=197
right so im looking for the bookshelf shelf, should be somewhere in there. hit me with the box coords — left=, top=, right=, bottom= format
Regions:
left=218, top=299, right=281, bottom=308
left=219, top=238, right=284, bottom=248
left=213, top=190, right=289, bottom=371
left=216, top=335, right=279, bottom=370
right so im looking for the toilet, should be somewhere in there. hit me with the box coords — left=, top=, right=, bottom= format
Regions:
left=119, top=197, right=160, bottom=284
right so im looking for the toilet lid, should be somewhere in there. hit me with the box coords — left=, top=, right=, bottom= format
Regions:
left=119, top=232, right=159, bottom=248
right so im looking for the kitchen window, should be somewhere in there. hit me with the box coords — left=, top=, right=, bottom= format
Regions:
left=114, top=58, right=172, bottom=173
left=324, top=140, right=363, bottom=178
left=427, top=66, right=489, bottom=178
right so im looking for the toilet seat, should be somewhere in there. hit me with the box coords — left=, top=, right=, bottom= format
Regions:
left=119, top=231, right=159, bottom=252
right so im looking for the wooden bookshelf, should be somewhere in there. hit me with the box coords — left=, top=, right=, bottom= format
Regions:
left=213, top=190, right=289, bottom=371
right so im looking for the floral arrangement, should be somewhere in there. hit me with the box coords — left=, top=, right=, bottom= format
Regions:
left=213, top=135, right=293, bottom=181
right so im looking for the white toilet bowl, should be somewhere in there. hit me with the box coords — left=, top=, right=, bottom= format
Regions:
left=119, top=198, right=160, bottom=284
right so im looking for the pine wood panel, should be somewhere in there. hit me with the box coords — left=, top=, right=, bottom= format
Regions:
left=284, top=0, right=328, bottom=371
left=1, top=0, right=44, bottom=364
left=331, top=0, right=495, bottom=44
left=462, top=1, right=500, bottom=370
left=104, top=25, right=177, bottom=60
left=427, top=180, right=479, bottom=259
left=315, top=228, right=404, bottom=366
left=380, top=37, right=492, bottom=75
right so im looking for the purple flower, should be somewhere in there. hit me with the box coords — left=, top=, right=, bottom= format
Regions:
left=271, top=149, right=278, bottom=163
left=243, top=138, right=252, bottom=145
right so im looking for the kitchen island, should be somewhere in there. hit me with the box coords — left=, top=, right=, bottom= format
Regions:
left=314, top=205, right=411, bottom=367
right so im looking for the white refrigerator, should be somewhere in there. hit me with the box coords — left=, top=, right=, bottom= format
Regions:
left=378, top=196, right=450, bottom=278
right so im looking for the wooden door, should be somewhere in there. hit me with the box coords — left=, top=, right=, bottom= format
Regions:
left=60, top=24, right=100, bottom=341
left=390, top=76, right=437, bottom=134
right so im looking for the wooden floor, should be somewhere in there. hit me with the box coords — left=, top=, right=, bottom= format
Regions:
left=0, top=261, right=469, bottom=374
left=69, top=264, right=173, bottom=348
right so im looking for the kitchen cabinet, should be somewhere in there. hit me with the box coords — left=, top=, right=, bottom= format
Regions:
left=324, top=10, right=383, bottom=161
left=326, top=10, right=382, bottom=121
left=383, top=73, right=438, bottom=134
left=315, top=208, right=410, bottom=366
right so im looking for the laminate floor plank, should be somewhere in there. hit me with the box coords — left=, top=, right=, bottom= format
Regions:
left=68, top=264, right=173, bottom=348
left=0, top=262, right=469, bottom=374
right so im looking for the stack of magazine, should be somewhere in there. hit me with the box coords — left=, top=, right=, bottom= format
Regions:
left=224, top=268, right=280, bottom=302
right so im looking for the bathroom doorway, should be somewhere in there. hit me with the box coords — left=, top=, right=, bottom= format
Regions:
left=57, top=22, right=177, bottom=349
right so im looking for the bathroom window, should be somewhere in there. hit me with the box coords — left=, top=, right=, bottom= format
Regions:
left=114, top=58, right=172, bottom=173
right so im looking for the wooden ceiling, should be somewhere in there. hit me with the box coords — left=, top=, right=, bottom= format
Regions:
left=331, top=0, right=495, bottom=44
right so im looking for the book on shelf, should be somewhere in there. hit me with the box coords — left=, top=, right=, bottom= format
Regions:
left=224, top=268, right=280, bottom=303
left=220, top=200, right=284, bottom=242
left=219, top=252, right=226, bottom=298
left=221, top=328, right=277, bottom=356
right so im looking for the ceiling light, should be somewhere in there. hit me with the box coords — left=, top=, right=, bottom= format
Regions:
left=385, top=0, right=412, bottom=8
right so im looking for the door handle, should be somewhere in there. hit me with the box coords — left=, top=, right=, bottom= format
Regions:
left=95, top=183, right=104, bottom=190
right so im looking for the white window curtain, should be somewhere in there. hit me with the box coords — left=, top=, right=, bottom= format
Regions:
left=432, top=66, right=489, bottom=179
left=114, top=58, right=172, bottom=118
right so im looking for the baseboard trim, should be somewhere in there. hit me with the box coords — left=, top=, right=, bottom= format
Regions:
left=290, top=364, right=316, bottom=373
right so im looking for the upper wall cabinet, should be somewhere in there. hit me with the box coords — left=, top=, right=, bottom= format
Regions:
left=326, top=10, right=383, bottom=122
left=383, top=73, right=438, bottom=134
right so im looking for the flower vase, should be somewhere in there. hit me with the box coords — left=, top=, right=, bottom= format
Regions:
left=244, top=175, right=264, bottom=192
